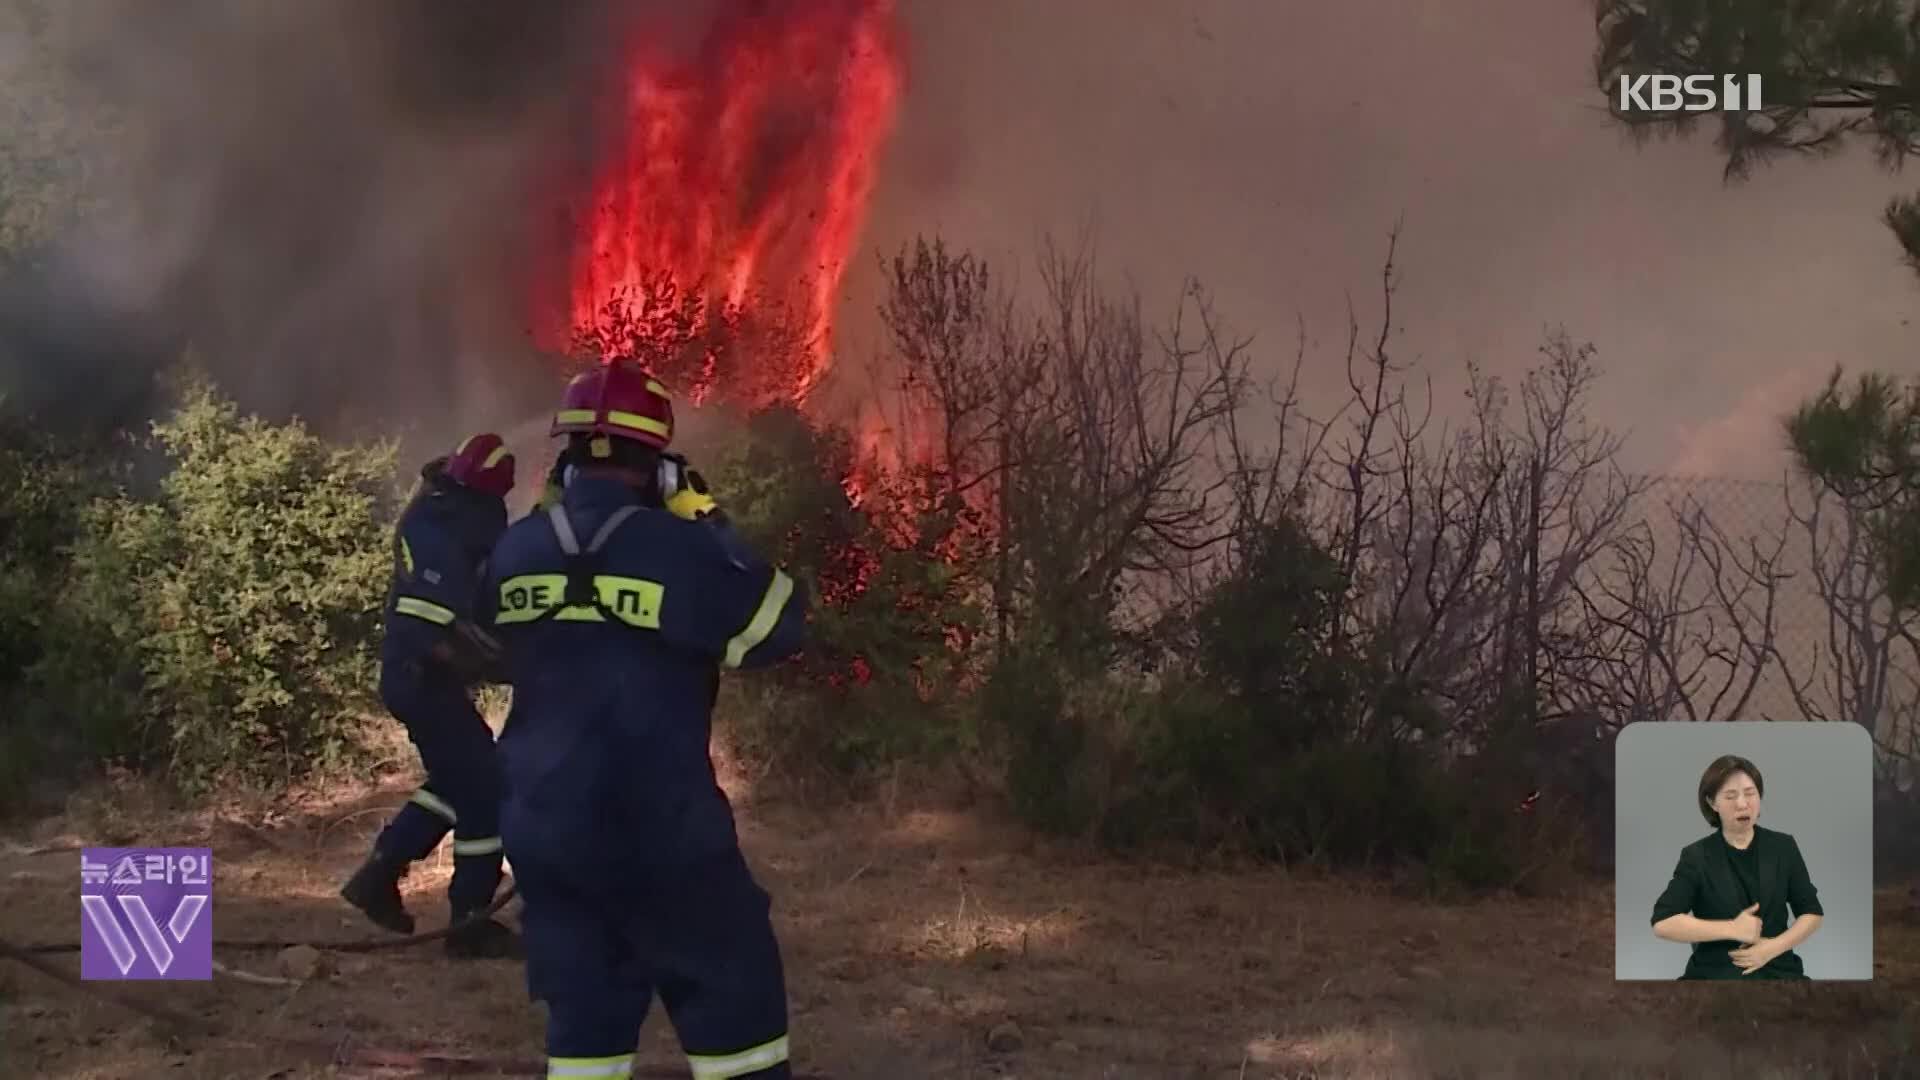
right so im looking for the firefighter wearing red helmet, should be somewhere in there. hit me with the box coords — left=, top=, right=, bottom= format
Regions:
left=339, top=433, right=520, bottom=960
left=534, top=362, right=721, bottom=522
left=480, top=360, right=807, bottom=1078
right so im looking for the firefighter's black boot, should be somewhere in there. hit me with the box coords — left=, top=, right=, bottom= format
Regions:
left=444, top=906, right=520, bottom=959
left=443, top=856, right=516, bottom=959
left=339, top=849, right=416, bottom=935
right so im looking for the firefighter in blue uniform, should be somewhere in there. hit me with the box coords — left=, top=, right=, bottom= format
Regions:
left=340, top=433, right=520, bottom=959
left=482, top=360, right=808, bottom=1079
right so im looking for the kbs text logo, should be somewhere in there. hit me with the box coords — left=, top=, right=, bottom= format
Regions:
left=1617, top=74, right=1764, bottom=112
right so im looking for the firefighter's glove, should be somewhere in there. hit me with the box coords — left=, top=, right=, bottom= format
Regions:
left=449, top=622, right=509, bottom=685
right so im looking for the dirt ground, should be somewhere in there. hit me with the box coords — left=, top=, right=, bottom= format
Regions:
left=0, top=771, right=1915, bottom=1080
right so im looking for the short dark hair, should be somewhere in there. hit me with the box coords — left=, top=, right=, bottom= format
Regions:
left=1697, top=754, right=1764, bottom=828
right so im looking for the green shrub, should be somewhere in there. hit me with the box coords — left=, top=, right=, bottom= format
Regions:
left=64, top=378, right=398, bottom=793
left=0, top=424, right=84, bottom=677
left=1188, top=517, right=1357, bottom=740
left=997, top=514, right=1376, bottom=853
left=0, top=413, right=132, bottom=811
left=984, top=647, right=1091, bottom=833
left=1098, top=677, right=1438, bottom=861
left=984, top=511, right=1582, bottom=892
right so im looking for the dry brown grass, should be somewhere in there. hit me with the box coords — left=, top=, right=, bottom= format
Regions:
left=0, top=771, right=1914, bottom=1079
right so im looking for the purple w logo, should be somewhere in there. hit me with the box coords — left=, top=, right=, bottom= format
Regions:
left=80, top=892, right=209, bottom=977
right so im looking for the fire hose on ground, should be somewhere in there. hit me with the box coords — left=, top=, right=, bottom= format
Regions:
left=0, top=866, right=827, bottom=1078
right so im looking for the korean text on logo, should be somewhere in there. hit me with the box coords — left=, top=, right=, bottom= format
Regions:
left=79, top=847, right=213, bottom=980
left=1617, top=74, right=1764, bottom=112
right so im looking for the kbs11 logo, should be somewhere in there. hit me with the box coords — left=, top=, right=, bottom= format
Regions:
left=1616, top=73, right=1765, bottom=113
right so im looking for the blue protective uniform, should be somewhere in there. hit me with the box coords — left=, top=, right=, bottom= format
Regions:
left=372, top=467, right=510, bottom=914
left=480, top=473, right=808, bottom=1080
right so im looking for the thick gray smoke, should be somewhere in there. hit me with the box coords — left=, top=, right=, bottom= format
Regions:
left=0, top=0, right=723, bottom=445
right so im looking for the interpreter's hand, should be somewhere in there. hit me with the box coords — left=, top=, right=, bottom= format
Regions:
left=1729, top=935, right=1781, bottom=975
left=1726, top=903, right=1763, bottom=945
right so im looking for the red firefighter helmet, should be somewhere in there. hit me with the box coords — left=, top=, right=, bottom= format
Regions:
left=443, top=432, right=516, bottom=497
left=550, top=360, right=675, bottom=450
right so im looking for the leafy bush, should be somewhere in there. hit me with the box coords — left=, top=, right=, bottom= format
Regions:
left=0, top=415, right=94, bottom=675
left=984, top=511, right=1587, bottom=891
left=1185, top=517, right=1360, bottom=745
left=0, top=413, right=131, bottom=810
left=994, top=516, right=1364, bottom=847
left=65, top=378, right=398, bottom=793
left=985, top=647, right=1088, bottom=832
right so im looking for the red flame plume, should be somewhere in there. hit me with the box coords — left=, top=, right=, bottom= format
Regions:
left=552, top=0, right=903, bottom=410
left=530, top=1, right=982, bottom=691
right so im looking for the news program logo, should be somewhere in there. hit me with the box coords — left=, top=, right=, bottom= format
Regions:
left=79, top=847, right=213, bottom=981
left=1616, top=73, right=1764, bottom=113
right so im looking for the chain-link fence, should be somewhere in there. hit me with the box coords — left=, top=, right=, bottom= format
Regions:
left=1608, top=472, right=1918, bottom=766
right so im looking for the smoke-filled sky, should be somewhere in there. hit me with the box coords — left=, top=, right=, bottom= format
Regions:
left=850, top=0, right=1920, bottom=479
left=0, top=0, right=719, bottom=446
left=3, top=0, right=1916, bottom=479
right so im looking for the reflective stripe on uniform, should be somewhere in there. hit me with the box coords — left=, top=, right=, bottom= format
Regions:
left=495, top=572, right=663, bottom=628
left=395, top=596, right=455, bottom=625
left=723, top=570, right=794, bottom=669
left=400, top=538, right=414, bottom=576
left=451, top=837, right=502, bottom=856
left=409, top=788, right=458, bottom=824
left=546, top=1053, right=635, bottom=1078
left=553, top=407, right=669, bottom=439
left=497, top=505, right=660, bottom=627
left=688, top=1035, right=789, bottom=1079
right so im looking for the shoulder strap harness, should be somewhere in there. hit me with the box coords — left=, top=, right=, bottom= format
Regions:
left=529, top=504, right=643, bottom=625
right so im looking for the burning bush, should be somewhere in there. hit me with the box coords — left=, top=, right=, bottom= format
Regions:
left=704, top=404, right=988, bottom=789
left=565, top=271, right=817, bottom=411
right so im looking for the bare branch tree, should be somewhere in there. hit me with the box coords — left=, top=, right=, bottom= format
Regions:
left=1322, top=227, right=1426, bottom=650
left=1770, top=478, right=1920, bottom=777
left=872, top=232, right=1253, bottom=664
left=1001, top=239, right=1249, bottom=656
left=1331, top=318, right=1650, bottom=746
left=1563, top=490, right=1786, bottom=726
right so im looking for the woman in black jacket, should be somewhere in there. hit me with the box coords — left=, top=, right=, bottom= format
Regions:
left=1649, top=754, right=1826, bottom=979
